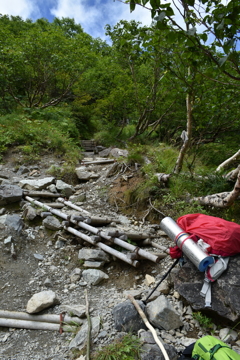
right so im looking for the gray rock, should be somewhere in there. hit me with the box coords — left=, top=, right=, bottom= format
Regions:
left=219, top=328, right=238, bottom=343
left=69, top=192, right=86, bottom=202
left=4, top=236, right=12, bottom=245
left=18, top=177, right=55, bottom=191
left=173, top=257, right=240, bottom=322
left=43, top=216, right=62, bottom=230
left=34, top=253, right=44, bottom=261
left=140, top=343, right=178, bottom=360
left=26, top=290, right=59, bottom=314
left=44, top=278, right=53, bottom=288
left=16, top=166, right=29, bottom=175
left=60, top=304, right=86, bottom=318
left=55, top=239, right=66, bottom=249
left=4, top=214, right=24, bottom=233
left=139, top=330, right=156, bottom=344
left=0, top=207, right=6, bottom=215
left=110, top=148, right=128, bottom=158
left=22, top=204, right=37, bottom=220
left=70, top=268, right=82, bottom=283
left=78, top=248, right=110, bottom=263
left=55, top=180, right=74, bottom=197
left=82, top=269, right=109, bottom=285
left=98, top=148, right=111, bottom=157
left=123, top=289, right=143, bottom=300
left=48, top=184, right=58, bottom=193
left=0, top=185, right=23, bottom=205
left=146, top=295, right=183, bottom=331
left=83, top=261, right=104, bottom=268
left=75, top=166, right=94, bottom=181
left=69, top=316, right=100, bottom=350
left=112, top=300, right=147, bottom=333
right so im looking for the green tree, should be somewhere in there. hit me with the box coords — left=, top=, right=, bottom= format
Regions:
left=0, top=17, right=95, bottom=110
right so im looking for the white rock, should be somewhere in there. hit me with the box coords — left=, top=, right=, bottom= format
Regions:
left=26, top=290, right=59, bottom=314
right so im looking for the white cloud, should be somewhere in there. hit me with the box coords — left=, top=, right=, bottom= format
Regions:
left=0, top=0, right=40, bottom=19
left=50, top=0, right=152, bottom=40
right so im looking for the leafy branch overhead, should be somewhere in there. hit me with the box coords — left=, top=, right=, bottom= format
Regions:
left=126, top=0, right=240, bottom=81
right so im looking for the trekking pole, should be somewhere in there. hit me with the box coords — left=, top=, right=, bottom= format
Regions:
left=143, top=258, right=179, bottom=304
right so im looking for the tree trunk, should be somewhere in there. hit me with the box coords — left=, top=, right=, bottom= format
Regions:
left=216, top=149, right=240, bottom=173
left=192, top=169, right=240, bottom=208
left=174, top=67, right=193, bottom=174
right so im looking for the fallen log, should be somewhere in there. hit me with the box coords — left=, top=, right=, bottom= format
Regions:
left=23, top=191, right=61, bottom=198
left=58, top=197, right=120, bottom=224
left=81, top=159, right=115, bottom=165
left=57, top=197, right=90, bottom=215
left=42, top=203, right=64, bottom=209
left=25, top=196, right=160, bottom=264
left=0, top=310, right=82, bottom=325
left=64, top=225, right=139, bottom=267
left=192, top=169, right=240, bottom=208
left=0, top=318, right=60, bottom=331
left=216, top=149, right=240, bottom=173
left=142, top=239, right=168, bottom=252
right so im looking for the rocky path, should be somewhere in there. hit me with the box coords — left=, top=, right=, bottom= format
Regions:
left=0, top=150, right=240, bottom=360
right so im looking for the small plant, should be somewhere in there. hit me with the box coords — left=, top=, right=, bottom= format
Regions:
left=193, top=312, right=215, bottom=333
left=92, top=333, right=142, bottom=360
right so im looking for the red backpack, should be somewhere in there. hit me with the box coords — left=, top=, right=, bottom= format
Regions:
left=176, top=213, right=240, bottom=257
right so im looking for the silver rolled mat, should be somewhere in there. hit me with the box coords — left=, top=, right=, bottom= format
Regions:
left=160, top=217, right=214, bottom=272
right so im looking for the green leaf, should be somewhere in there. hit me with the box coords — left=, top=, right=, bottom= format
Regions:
left=130, top=1, right=136, bottom=12
left=218, top=55, right=228, bottom=66
left=166, top=6, right=174, bottom=16
left=185, top=0, right=195, bottom=6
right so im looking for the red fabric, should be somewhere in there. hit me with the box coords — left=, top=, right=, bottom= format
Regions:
left=169, top=246, right=182, bottom=258
left=177, top=213, right=240, bottom=256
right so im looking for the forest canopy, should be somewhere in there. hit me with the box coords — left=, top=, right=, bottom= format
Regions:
left=0, top=6, right=240, bottom=216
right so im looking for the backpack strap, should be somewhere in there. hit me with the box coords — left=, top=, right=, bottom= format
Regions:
left=209, top=344, right=230, bottom=359
left=200, top=278, right=211, bottom=307
left=200, top=257, right=229, bottom=308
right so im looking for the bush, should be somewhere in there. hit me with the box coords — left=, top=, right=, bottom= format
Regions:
left=0, top=109, right=80, bottom=164
left=92, top=333, right=142, bottom=360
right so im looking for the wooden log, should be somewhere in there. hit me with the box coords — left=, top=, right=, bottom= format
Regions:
left=58, top=197, right=120, bottom=224
left=42, top=203, right=64, bottom=209
left=0, top=318, right=60, bottom=331
left=142, top=239, right=168, bottom=252
left=23, top=191, right=61, bottom=198
left=57, top=197, right=91, bottom=215
left=65, top=226, right=139, bottom=267
left=0, top=310, right=82, bottom=325
left=25, top=196, right=160, bottom=264
left=81, top=159, right=115, bottom=165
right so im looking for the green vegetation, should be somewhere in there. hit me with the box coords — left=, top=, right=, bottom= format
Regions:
left=0, top=11, right=239, bottom=219
left=193, top=312, right=215, bottom=333
left=92, top=333, right=142, bottom=360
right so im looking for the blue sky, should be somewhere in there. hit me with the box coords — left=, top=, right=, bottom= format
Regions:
left=0, top=0, right=152, bottom=40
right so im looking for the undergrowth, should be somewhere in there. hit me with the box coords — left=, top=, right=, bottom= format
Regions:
left=92, top=333, right=142, bottom=360
left=0, top=108, right=81, bottom=165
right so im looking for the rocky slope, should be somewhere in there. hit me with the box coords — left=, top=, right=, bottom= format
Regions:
left=0, top=149, right=240, bottom=360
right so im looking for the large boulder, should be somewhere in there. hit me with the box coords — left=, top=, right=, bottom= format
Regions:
left=26, top=290, right=59, bottom=314
left=173, top=256, right=240, bottom=322
left=146, top=295, right=183, bottom=331
left=112, top=300, right=147, bottom=333
left=0, top=185, right=23, bottom=205
left=18, top=177, right=55, bottom=190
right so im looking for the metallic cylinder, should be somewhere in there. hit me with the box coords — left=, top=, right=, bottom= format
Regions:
left=160, top=217, right=214, bottom=272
